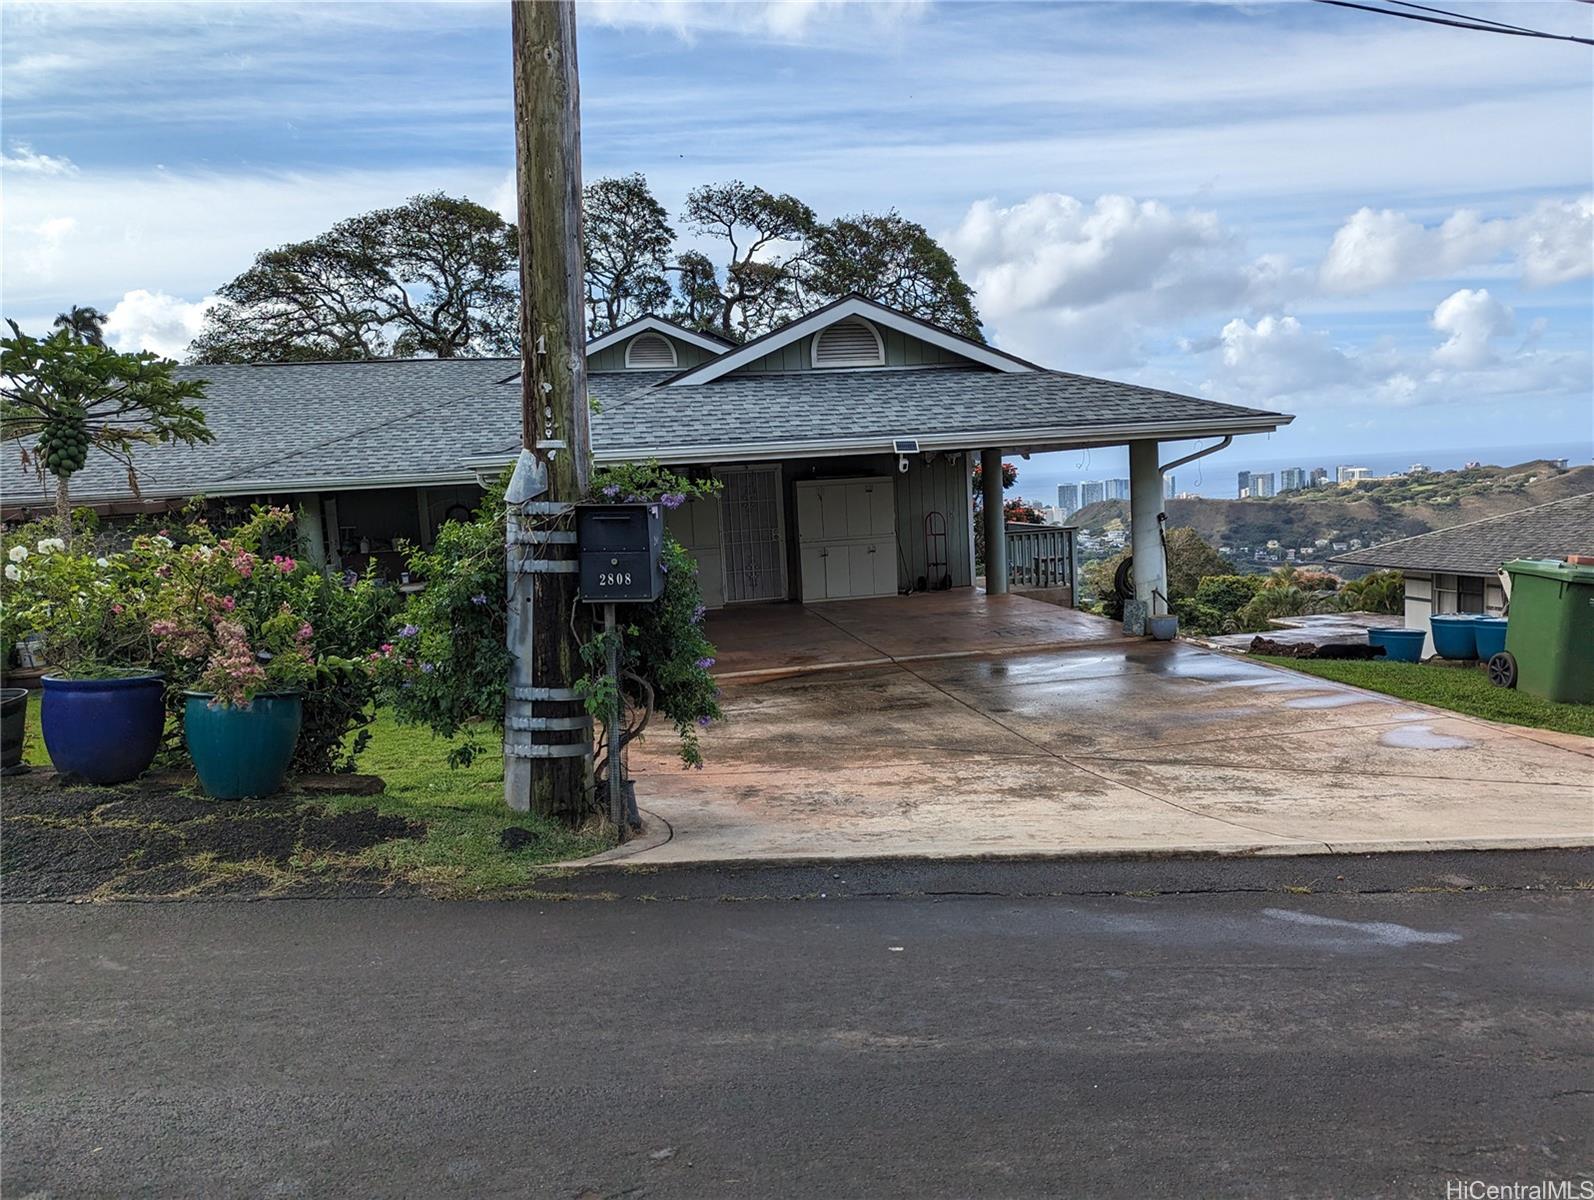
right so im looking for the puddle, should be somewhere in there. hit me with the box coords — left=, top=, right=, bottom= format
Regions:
left=1285, top=692, right=1386, bottom=709
left=1263, top=908, right=1462, bottom=946
left=1379, top=725, right=1475, bottom=751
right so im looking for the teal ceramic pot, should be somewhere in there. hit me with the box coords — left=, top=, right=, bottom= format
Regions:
left=183, top=692, right=302, bottom=800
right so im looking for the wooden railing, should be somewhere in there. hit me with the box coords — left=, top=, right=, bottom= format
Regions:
left=1006, top=523, right=1077, bottom=598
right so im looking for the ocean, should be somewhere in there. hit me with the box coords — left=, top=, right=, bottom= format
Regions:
left=1020, top=441, right=1593, bottom=505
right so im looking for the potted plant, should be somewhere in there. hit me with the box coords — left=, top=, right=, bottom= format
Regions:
left=2, top=530, right=166, bottom=784
left=145, top=509, right=320, bottom=798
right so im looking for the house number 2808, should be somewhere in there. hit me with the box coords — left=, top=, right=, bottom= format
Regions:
left=598, top=571, right=634, bottom=587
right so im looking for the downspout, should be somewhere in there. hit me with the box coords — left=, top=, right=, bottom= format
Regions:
left=1159, top=435, right=1232, bottom=477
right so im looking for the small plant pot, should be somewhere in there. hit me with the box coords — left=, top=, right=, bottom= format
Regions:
left=40, top=673, right=167, bottom=784
left=1147, top=614, right=1179, bottom=641
left=184, top=692, right=303, bottom=800
left=1367, top=627, right=1425, bottom=663
left=1471, top=616, right=1509, bottom=662
left=1, top=687, right=29, bottom=772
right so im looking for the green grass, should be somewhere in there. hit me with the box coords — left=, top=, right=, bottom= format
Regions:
left=1253, top=657, right=1594, bottom=738
left=14, top=705, right=616, bottom=894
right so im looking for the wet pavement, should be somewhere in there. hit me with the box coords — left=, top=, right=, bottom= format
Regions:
left=620, top=638, right=1594, bottom=865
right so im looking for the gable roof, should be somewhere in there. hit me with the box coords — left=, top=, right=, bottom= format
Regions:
left=1330, top=492, right=1594, bottom=575
left=664, top=294, right=1038, bottom=386
left=583, top=315, right=735, bottom=361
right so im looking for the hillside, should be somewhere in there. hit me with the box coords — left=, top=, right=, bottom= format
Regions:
left=1069, top=459, right=1592, bottom=568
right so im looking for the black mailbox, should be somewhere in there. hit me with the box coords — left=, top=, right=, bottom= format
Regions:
left=576, top=503, right=665, bottom=603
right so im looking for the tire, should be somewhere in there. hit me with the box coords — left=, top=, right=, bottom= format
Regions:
left=1113, top=556, right=1135, bottom=600
left=1487, top=651, right=1517, bottom=689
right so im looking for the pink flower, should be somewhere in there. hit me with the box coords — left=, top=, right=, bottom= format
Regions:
left=232, top=551, right=255, bottom=578
left=156, top=564, right=172, bottom=578
left=111, top=603, right=124, bottom=615
left=272, top=554, right=297, bottom=574
left=296, top=622, right=313, bottom=642
left=222, top=596, right=236, bottom=611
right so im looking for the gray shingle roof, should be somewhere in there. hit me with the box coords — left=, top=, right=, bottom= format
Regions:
left=2, top=359, right=1289, bottom=507
left=1330, top=492, right=1594, bottom=575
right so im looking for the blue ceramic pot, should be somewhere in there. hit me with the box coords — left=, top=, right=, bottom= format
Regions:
left=1428, top=613, right=1480, bottom=660
left=1368, top=627, right=1426, bottom=663
left=183, top=692, right=302, bottom=800
left=40, top=673, right=166, bottom=784
left=1472, top=616, right=1509, bottom=661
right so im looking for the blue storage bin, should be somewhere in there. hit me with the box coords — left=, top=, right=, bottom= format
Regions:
left=1368, top=627, right=1426, bottom=663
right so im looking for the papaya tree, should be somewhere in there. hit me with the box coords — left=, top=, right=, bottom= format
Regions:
left=1, top=321, right=213, bottom=543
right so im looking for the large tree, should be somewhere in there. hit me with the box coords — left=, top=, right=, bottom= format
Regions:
left=189, top=193, right=519, bottom=363
left=2, top=322, right=213, bottom=541
left=583, top=173, right=674, bottom=337
left=805, top=211, right=983, bottom=341
left=678, top=181, right=816, bottom=341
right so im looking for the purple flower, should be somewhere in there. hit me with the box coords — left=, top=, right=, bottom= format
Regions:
left=420, top=662, right=435, bottom=674
left=661, top=492, right=686, bottom=509
left=697, top=715, right=713, bottom=727
left=601, top=484, right=620, bottom=498
left=397, top=624, right=419, bottom=638
left=695, top=656, right=716, bottom=670
left=691, top=603, right=706, bottom=624
left=470, top=593, right=489, bottom=606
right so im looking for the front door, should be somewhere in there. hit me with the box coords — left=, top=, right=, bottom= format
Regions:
left=720, top=465, right=787, bottom=602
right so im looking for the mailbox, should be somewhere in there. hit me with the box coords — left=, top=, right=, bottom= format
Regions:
left=576, top=503, right=665, bottom=603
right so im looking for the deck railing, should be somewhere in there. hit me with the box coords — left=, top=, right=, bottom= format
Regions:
left=1005, top=523, right=1078, bottom=598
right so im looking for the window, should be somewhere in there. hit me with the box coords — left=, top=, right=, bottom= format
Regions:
left=1434, top=573, right=1486, bottom=614
left=811, top=317, right=885, bottom=368
left=625, top=333, right=678, bottom=369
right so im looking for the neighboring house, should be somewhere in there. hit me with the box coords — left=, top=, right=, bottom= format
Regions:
left=1, top=294, right=1293, bottom=610
left=1332, top=492, right=1594, bottom=656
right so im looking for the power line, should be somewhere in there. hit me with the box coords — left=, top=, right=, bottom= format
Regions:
left=1386, top=0, right=1568, bottom=36
left=1309, top=0, right=1594, bottom=45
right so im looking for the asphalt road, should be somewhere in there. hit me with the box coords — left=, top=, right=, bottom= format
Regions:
left=4, top=873, right=1592, bottom=1198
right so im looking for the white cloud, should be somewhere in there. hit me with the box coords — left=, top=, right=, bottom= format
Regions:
left=583, top=0, right=927, bottom=41
left=1214, top=314, right=1360, bottom=398
left=942, top=192, right=1304, bottom=365
left=103, top=289, right=219, bottom=359
left=1430, top=288, right=1513, bottom=370
left=1318, top=196, right=1594, bottom=294
left=12, top=216, right=78, bottom=280
left=0, top=143, right=78, bottom=176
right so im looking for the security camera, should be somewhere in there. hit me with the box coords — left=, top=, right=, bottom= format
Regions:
left=898, top=455, right=910, bottom=474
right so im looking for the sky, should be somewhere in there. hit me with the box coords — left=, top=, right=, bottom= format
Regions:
left=3, top=0, right=1591, bottom=499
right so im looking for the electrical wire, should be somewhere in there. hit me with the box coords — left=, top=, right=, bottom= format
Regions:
left=1309, top=0, right=1594, bottom=44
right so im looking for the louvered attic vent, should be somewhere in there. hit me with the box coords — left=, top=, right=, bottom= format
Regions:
left=812, top=317, right=885, bottom=368
left=625, top=332, right=678, bottom=369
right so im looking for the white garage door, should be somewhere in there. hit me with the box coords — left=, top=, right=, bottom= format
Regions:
left=796, top=477, right=898, bottom=602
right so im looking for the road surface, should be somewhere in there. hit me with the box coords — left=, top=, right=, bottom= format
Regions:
left=3, top=867, right=1591, bottom=1198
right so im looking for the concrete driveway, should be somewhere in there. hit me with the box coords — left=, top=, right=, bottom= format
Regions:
left=619, top=640, right=1594, bottom=865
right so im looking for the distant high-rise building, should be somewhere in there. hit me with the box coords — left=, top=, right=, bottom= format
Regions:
left=1280, top=467, right=1306, bottom=492
left=1080, top=480, right=1105, bottom=507
left=1252, top=473, right=1276, bottom=497
left=1164, top=474, right=1176, bottom=500
left=1337, top=465, right=1370, bottom=483
left=1309, top=467, right=1329, bottom=487
left=1237, top=470, right=1252, bottom=498
left=1103, top=477, right=1131, bottom=501
left=1056, top=483, right=1079, bottom=516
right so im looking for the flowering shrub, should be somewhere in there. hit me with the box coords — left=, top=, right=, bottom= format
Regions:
left=375, top=459, right=724, bottom=775
left=0, top=520, right=154, bottom=677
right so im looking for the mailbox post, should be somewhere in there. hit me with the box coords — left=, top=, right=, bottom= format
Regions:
left=576, top=503, right=665, bottom=829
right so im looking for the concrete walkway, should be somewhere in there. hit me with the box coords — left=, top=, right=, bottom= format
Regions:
left=615, top=639, right=1593, bottom=866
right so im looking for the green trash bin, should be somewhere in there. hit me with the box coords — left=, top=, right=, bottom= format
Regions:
left=1501, top=559, right=1594, bottom=704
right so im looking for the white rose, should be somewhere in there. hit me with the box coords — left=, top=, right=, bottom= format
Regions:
left=96, top=557, right=110, bottom=567
left=7, top=545, right=28, bottom=563
left=35, top=537, right=65, bottom=554
left=4, top=564, right=21, bottom=582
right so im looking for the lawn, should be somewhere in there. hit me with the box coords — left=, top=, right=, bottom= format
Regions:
left=1253, top=656, right=1594, bottom=738
left=10, top=705, right=615, bottom=898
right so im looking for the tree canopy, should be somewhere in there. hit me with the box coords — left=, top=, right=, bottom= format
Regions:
left=189, top=193, right=519, bottom=363
left=53, top=305, right=109, bottom=347
left=582, top=173, right=674, bottom=338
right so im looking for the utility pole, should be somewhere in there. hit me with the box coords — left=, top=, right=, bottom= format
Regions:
left=504, top=0, right=594, bottom=819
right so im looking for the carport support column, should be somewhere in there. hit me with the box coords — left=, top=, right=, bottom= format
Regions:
left=1128, top=439, right=1167, bottom=619
left=981, top=448, right=1008, bottom=594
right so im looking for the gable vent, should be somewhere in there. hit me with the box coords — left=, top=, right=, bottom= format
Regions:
left=625, top=332, right=678, bottom=369
left=812, top=317, right=885, bottom=368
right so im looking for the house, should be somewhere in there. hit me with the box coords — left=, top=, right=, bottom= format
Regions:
left=1332, top=492, right=1594, bottom=656
left=2, top=295, right=1293, bottom=614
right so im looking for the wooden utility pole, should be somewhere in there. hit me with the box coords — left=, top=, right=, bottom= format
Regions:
left=504, top=0, right=594, bottom=819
